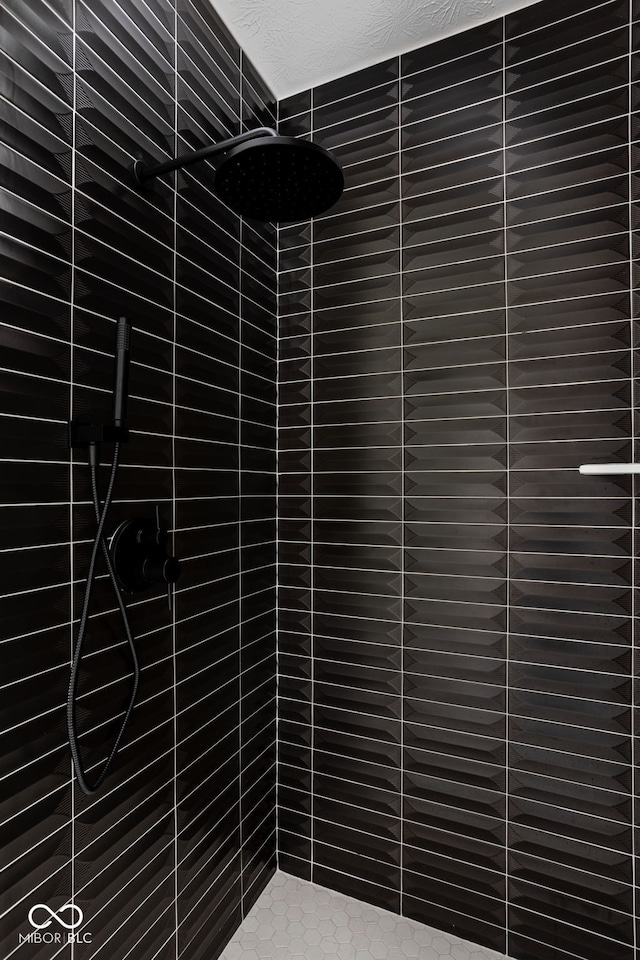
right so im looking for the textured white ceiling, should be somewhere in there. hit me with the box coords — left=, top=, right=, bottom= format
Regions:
left=211, top=0, right=544, bottom=100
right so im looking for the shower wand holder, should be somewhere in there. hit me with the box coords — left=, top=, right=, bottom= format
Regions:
left=69, top=421, right=130, bottom=448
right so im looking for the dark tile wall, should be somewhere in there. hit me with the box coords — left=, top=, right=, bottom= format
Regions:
left=277, top=1, right=638, bottom=958
left=0, top=1, right=276, bottom=957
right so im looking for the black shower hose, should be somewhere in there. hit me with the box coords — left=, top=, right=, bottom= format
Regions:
left=66, top=442, right=140, bottom=795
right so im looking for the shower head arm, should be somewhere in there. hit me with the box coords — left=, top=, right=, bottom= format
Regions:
left=132, top=127, right=278, bottom=187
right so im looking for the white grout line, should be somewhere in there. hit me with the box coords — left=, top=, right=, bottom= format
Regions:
left=502, top=14, right=511, bottom=953
left=69, top=0, right=77, bottom=952
left=310, top=81, right=316, bottom=884
left=627, top=3, right=636, bottom=955
left=397, top=51, right=406, bottom=917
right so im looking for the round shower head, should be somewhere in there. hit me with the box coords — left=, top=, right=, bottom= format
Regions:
left=214, top=136, right=344, bottom=224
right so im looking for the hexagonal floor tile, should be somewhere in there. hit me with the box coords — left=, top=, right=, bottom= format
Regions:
left=218, top=871, right=511, bottom=960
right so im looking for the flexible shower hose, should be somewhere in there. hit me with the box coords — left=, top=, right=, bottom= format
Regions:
left=66, top=442, right=140, bottom=795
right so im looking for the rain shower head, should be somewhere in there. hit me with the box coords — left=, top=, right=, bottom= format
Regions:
left=214, top=136, right=344, bottom=223
left=132, top=127, right=344, bottom=224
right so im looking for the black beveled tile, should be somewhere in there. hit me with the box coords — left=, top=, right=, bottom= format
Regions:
left=404, top=280, right=505, bottom=322
left=510, top=50, right=628, bottom=115
left=511, top=573, right=631, bottom=617
left=512, top=771, right=631, bottom=836
left=403, top=45, right=502, bottom=102
left=278, top=826, right=312, bottom=865
left=509, top=147, right=629, bottom=204
left=511, top=630, right=630, bottom=672
left=510, top=545, right=631, bottom=587
left=279, top=89, right=311, bottom=120
left=404, top=816, right=506, bottom=875
left=314, top=653, right=401, bottom=697
left=76, top=234, right=172, bottom=310
left=511, top=294, right=630, bottom=338
left=406, top=891, right=506, bottom=953
left=510, top=436, right=631, bottom=474
left=320, top=171, right=400, bottom=228
left=314, top=58, right=398, bottom=108
left=403, top=151, right=502, bottom=202
left=316, top=82, right=398, bottom=132
left=2, top=459, right=69, bottom=509
left=314, top=588, right=401, bottom=625
left=508, top=213, right=629, bottom=261
left=404, top=717, right=505, bottom=765
left=510, top=722, right=630, bottom=791
left=507, top=0, right=628, bottom=55
left=404, top=754, right=505, bottom=809
left=313, top=301, right=401, bottom=336
left=405, top=616, right=505, bottom=656
left=314, top=212, right=396, bottom=254
left=510, top=190, right=629, bottom=245
left=510, top=792, right=631, bottom=854
left=405, top=867, right=506, bottom=928
left=507, top=0, right=603, bottom=35
left=506, top=115, right=630, bottom=175
left=314, top=249, right=400, bottom=291
left=313, top=470, right=401, bottom=499
left=403, top=73, right=503, bottom=130
left=405, top=641, right=505, bottom=684
left=177, top=0, right=238, bottom=65
left=406, top=853, right=503, bottom=912
left=343, top=151, right=401, bottom=191
left=511, top=847, right=632, bottom=916
left=402, top=117, right=502, bottom=173
left=404, top=257, right=505, bottom=299
left=405, top=496, right=507, bottom=527
left=330, top=130, right=400, bottom=176
left=512, top=328, right=631, bottom=369
left=505, top=84, right=628, bottom=148
left=78, top=0, right=173, bottom=79
left=314, top=846, right=400, bottom=900
left=404, top=669, right=506, bottom=713
left=3, top=1, right=72, bottom=72
left=76, top=41, right=172, bottom=145
left=313, top=789, right=400, bottom=844
left=509, top=904, right=633, bottom=960
left=317, top=105, right=399, bottom=156
left=314, top=701, right=401, bottom=746
left=178, top=858, right=241, bottom=959
left=313, top=612, right=401, bottom=649
left=405, top=571, right=506, bottom=609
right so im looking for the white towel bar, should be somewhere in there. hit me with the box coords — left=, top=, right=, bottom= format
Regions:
left=578, top=463, right=640, bottom=475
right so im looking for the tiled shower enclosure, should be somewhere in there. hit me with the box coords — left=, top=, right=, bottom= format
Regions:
left=1, top=0, right=640, bottom=959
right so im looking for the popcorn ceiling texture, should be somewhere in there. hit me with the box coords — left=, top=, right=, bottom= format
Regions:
left=210, top=0, right=543, bottom=98
left=220, top=872, right=509, bottom=960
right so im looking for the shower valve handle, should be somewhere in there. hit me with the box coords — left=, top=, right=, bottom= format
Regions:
left=142, top=554, right=180, bottom=585
left=110, top=512, right=181, bottom=606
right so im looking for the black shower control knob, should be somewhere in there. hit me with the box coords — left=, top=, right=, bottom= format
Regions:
left=136, top=526, right=167, bottom=548
left=142, top=555, right=181, bottom=585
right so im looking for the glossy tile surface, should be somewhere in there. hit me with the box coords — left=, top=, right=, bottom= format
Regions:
left=1, top=0, right=275, bottom=957
left=277, top=1, right=638, bottom=959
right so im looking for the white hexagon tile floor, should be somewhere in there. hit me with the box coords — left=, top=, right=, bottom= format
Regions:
left=219, top=871, right=509, bottom=960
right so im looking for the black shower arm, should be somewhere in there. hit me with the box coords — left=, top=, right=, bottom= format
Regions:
left=132, top=126, right=278, bottom=186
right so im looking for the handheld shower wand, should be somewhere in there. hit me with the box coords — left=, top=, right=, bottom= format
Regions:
left=112, top=316, right=130, bottom=428
left=68, top=318, right=140, bottom=795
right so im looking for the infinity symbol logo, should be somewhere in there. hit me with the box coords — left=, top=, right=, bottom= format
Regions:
left=28, top=904, right=83, bottom=930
